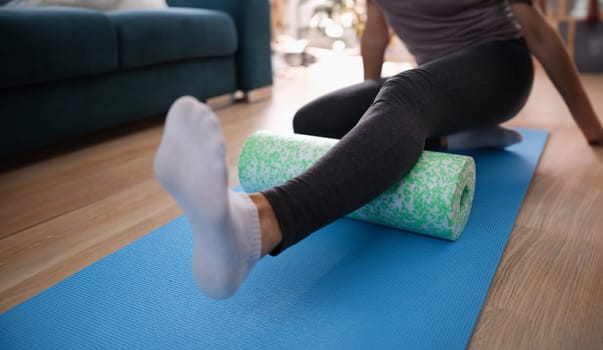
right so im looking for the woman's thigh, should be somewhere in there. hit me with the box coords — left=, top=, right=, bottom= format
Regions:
left=370, top=39, right=534, bottom=138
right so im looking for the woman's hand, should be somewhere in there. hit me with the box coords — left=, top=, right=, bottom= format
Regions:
left=587, top=130, right=603, bottom=146
left=574, top=109, right=603, bottom=145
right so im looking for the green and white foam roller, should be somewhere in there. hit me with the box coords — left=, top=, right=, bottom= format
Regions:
left=238, top=130, right=476, bottom=240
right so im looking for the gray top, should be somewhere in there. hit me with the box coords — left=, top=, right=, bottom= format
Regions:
left=374, top=0, right=524, bottom=64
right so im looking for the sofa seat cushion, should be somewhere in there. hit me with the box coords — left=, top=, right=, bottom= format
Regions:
left=108, top=8, right=237, bottom=70
left=0, top=8, right=118, bottom=88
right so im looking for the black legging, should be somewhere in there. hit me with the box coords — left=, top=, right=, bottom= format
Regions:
left=263, top=38, right=534, bottom=255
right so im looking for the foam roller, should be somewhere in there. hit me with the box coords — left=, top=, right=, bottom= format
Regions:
left=238, top=131, right=476, bottom=240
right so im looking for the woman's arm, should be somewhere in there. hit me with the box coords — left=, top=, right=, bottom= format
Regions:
left=361, top=0, right=391, bottom=80
left=511, top=3, right=603, bottom=145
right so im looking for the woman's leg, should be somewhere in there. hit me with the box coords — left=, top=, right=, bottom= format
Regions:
left=264, top=38, right=534, bottom=254
left=154, top=39, right=533, bottom=299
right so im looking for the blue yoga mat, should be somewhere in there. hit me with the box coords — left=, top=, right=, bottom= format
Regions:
left=1, top=129, right=548, bottom=350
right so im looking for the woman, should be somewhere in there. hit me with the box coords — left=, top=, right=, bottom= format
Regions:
left=154, top=0, right=603, bottom=299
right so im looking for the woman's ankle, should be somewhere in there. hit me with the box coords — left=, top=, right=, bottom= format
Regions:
left=249, top=193, right=283, bottom=256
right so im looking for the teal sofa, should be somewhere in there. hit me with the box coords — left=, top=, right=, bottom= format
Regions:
left=0, top=0, right=272, bottom=158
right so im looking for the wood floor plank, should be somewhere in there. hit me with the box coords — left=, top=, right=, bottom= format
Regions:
left=0, top=179, right=180, bottom=312
left=0, top=125, right=165, bottom=239
left=470, top=226, right=603, bottom=349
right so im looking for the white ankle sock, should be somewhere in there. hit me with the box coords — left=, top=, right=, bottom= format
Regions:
left=446, top=126, right=523, bottom=150
left=154, top=96, right=261, bottom=299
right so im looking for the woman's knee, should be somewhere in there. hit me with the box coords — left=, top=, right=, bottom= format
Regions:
left=292, top=95, right=359, bottom=138
left=292, top=104, right=319, bottom=135
left=367, top=69, right=435, bottom=128
left=294, top=79, right=386, bottom=137
left=376, top=69, right=433, bottom=108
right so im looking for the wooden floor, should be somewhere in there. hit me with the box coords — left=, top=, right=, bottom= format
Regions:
left=1, top=52, right=602, bottom=349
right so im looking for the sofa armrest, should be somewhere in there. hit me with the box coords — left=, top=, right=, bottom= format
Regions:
left=167, top=0, right=273, bottom=92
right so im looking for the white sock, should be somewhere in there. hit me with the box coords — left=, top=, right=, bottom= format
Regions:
left=446, top=125, right=523, bottom=150
left=153, top=96, right=261, bottom=299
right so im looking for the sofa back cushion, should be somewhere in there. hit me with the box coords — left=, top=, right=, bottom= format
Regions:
left=0, top=6, right=237, bottom=88
left=108, top=8, right=237, bottom=70
left=0, top=8, right=118, bottom=88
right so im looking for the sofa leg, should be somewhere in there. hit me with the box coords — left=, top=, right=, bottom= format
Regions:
left=245, top=86, right=272, bottom=103
left=206, top=93, right=235, bottom=110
